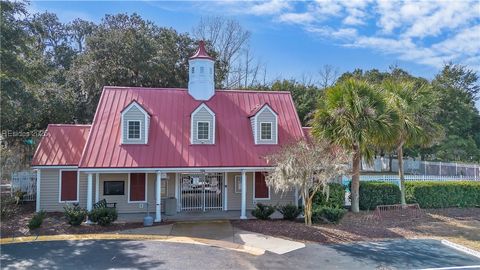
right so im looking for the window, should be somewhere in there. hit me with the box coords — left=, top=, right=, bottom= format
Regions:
left=60, top=171, right=78, bottom=202
left=200, top=66, right=204, bottom=73
left=129, top=173, right=146, bottom=202
left=254, top=172, right=270, bottom=200
left=161, top=179, right=167, bottom=197
left=191, top=67, right=195, bottom=74
left=234, top=175, right=242, bottom=194
left=104, top=181, right=124, bottom=195
left=128, top=120, right=141, bottom=139
left=260, top=122, right=272, bottom=140
left=197, top=121, right=209, bottom=140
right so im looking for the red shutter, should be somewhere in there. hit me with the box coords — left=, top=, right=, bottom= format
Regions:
left=255, top=172, right=269, bottom=199
left=61, top=171, right=78, bottom=201
left=130, top=173, right=146, bottom=201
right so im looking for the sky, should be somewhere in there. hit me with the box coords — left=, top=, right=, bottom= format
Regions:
left=29, top=0, right=480, bottom=106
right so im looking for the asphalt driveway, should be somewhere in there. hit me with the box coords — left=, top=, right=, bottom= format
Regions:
left=1, top=239, right=479, bottom=270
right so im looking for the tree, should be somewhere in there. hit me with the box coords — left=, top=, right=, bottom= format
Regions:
left=382, top=80, right=443, bottom=205
left=312, top=78, right=395, bottom=212
left=265, top=140, right=349, bottom=225
left=318, top=64, right=339, bottom=89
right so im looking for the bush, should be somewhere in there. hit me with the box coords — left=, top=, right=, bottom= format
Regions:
left=405, top=181, right=480, bottom=208
left=28, top=211, right=46, bottom=230
left=1, top=196, right=18, bottom=220
left=359, top=181, right=401, bottom=210
left=64, top=204, right=87, bottom=226
left=277, top=204, right=302, bottom=221
left=312, top=206, right=346, bottom=224
left=251, top=203, right=276, bottom=220
left=313, top=183, right=345, bottom=208
left=89, top=207, right=118, bottom=226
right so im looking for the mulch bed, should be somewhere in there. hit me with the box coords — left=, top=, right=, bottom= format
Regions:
left=0, top=202, right=167, bottom=238
left=232, top=207, right=480, bottom=245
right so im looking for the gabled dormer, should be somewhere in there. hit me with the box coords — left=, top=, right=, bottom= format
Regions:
left=121, top=100, right=150, bottom=144
left=191, top=103, right=215, bottom=144
left=249, top=103, right=278, bottom=144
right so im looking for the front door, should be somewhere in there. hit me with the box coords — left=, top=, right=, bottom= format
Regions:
left=180, top=173, right=224, bottom=211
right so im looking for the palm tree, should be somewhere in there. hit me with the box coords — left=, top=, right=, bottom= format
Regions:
left=382, top=80, right=442, bottom=205
left=312, top=78, right=395, bottom=212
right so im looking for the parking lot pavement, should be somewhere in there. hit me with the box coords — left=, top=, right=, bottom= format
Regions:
left=1, top=239, right=479, bottom=270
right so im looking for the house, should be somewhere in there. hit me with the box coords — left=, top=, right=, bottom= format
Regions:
left=31, top=41, right=306, bottom=221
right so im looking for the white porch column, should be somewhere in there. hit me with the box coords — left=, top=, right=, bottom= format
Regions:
left=87, top=173, right=93, bottom=211
left=224, top=172, right=228, bottom=211
left=155, top=172, right=162, bottom=222
left=240, top=170, right=247, bottom=219
left=95, top=173, right=100, bottom=203
left=36, top=169, right=41, bottom=212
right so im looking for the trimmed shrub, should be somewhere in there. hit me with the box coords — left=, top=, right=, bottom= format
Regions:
left=405, top=181, right=480, bottom=208
left=277, top=204, right=302, bottom=221
left=312, top=206, right=346, bottom=224
left=359, top=181, right=401, bottom=210
left=251, top=203, right=276, bottom=220
left=64, top=204, right=87, bottom=226
left=28, top=211, right=46, bottom=230
left=313, top=183, right=345, bottom=208
left=89, top=207, right=118, bottom=226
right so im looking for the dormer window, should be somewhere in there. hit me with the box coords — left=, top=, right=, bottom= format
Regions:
left=200, top=66, right=204, bottom=73
left=191, top=67, right=195, bottom=74
left=128, top=121, right=141, bottom=140
left=249, top=104, right=278, bottom=145
left=191, top=103, right=215, bottom=144
left=260, top=122, right=272, bottom=140
left=121, top=101, right=150, bottom=144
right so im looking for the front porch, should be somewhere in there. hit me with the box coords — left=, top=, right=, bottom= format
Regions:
left=80, top=169, right=294, bottom=222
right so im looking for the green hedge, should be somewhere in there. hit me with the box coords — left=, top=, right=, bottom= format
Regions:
left=359, top=181, right=401, bottom=210
left=405, top=181, right=480, bottom=208
left=313, top=183, right=345, bottom=208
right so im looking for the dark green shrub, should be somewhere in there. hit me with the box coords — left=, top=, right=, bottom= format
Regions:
left=251, top=203, right=275, bottom=220
left=359, top=181, right=401, bottom=210
left=312, top=207, right=346, bottom=224
left=89, top=207, right=118, bottom=226
left=313, top=183, right=345, bottom=208
left=28, top=211, right=46, bottom=230
left=405, top=181, right=480, bottom=208
left=277, top=204, right=302, bottom=221
left=64, top=204, right=87, bottom=226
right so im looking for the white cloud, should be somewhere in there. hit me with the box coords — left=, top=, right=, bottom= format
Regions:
left=249, top=0, right=291, bottom=15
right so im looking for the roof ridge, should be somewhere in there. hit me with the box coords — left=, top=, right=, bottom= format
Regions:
left=48, top=124, right=91, bottom=127
left=102, top=86, right=291, bottom=94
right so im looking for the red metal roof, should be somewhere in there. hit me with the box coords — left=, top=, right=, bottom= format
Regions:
left=79, top=87, right=305, bottom=168
left=189, top=41, right=214, bottom=60
left=32, top=124, right=91, bottom=166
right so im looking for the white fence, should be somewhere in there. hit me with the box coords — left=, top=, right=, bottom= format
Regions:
left=11, top=171, right=36, bottom=201
left=362, top=158, right=480, bottom=178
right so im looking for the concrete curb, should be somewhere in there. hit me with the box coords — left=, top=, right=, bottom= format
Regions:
left=441, top=239, right=480, bottom=258
left=0, top=234, right=265, bottom=256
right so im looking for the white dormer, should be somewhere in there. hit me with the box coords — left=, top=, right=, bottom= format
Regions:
left=188, top=41, right=215, bottom=101
left=191, top=103, right=215, bottom=144
left=249, top=104, right=278, bottom=145
left=121, top=101, right=150, bottom=144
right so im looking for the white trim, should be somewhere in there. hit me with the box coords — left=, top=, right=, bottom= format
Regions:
left=36, top=169, right=41, bottom=212
left=259, top=122, right=273, bottom=140
left=120, top=101, right=149, bottom=144
left=190, top=103, right=216, bottom=144
left=234, top=175, right=242, bottom=194
left=253, top=105, right=278, bottom=145
left=79, top=167, right=274, bottom=173
left=196, top=121, right=210, bottom=141
left=58, top=169, right=79, bottom=203
left=95, top=173, right=100, bottom=203
left=240, top=170, right=247, bottom=219
left=32, top=166, right=78, bottom=169
left=175, top=173, right=180, bottom=212
left=87, top=173, right=93, bottom=212
left=127, top=120, right=142, bottom=140
left=155, top=172, right=162, bottom=222
left=253, top=171, right=271, bottom=200
left=127, top=173, right=147, bottom=203
left=224, top=172, right=228, bottom=211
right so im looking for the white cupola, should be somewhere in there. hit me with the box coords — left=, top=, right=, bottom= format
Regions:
left=188, top=41, right=215, bottom=100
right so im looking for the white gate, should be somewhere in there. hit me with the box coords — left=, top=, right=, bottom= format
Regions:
left=180, top=173, right=224, bottom=211
left=11, top=171, right=37, bottom=201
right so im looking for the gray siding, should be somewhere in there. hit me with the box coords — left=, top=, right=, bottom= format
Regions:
left=122, top=105, right=148, bottom=144
left=39, top=169, right=88, bottom=212
left=226, top=172, right=294, bottom=210
left=254, top=107, right=277, bottom=144
left=191, top=106, right=214, bottom=144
